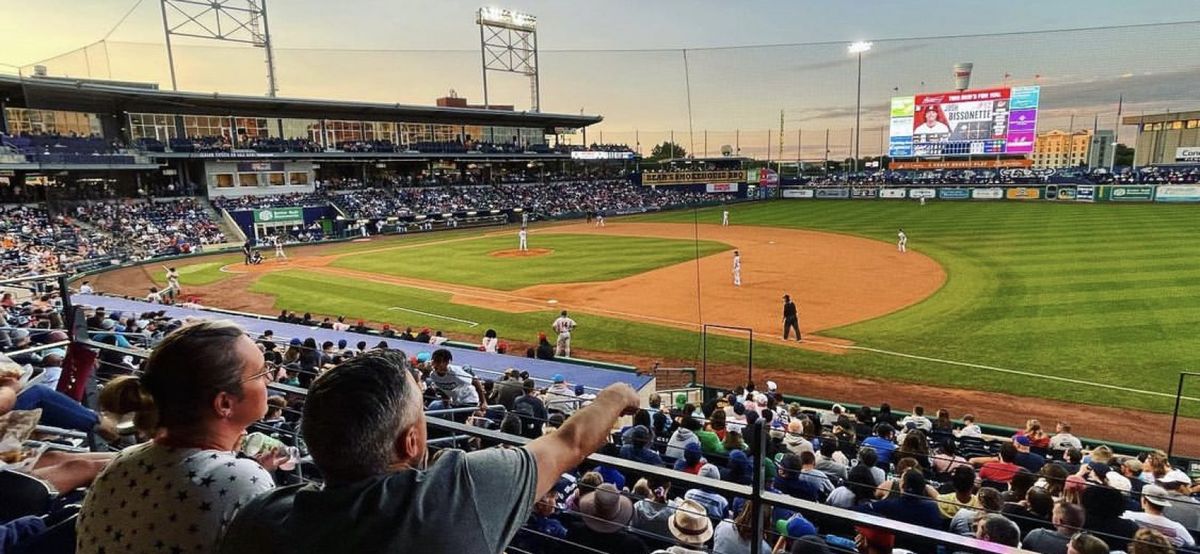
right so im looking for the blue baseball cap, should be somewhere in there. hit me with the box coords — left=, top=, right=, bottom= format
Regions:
left=552, top=374, right=565, bottom=383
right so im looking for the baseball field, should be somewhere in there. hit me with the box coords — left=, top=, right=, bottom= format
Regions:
left=92, top=200, right=1200, bottom=438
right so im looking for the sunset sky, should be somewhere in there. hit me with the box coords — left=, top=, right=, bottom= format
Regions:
left=4, top=1, right=1198, bottom=156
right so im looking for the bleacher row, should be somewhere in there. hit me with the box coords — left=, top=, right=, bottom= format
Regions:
left=1, top=284, right=1197, bottom=554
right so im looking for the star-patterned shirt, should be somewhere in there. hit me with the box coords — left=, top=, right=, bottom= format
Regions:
left=77, top=441, right=275, bottom=554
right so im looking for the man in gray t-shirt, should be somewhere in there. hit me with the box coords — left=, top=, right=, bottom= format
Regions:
left=220, top=351, right=640, bottom=554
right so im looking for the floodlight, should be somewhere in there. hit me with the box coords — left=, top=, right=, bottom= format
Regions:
left=848, top=41, right=873, bottom=54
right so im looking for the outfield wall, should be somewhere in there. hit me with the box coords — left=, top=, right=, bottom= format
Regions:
left=780, top=184, right=1200, bottom=203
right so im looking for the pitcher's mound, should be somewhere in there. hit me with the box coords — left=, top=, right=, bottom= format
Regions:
left=489, top=248, right=553, bottom=258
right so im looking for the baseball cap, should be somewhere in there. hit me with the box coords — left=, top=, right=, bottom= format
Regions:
left=766, top=380, right=778, bottom=392
left=697, top=463, right=721, bottom=480
left=289, top=338, right=302, bottom=346
left=777, top=514, right=817, bottom=539
left=552, top=373, right=565, bottom=383
left=1141, top=484, right=1172, bottom=507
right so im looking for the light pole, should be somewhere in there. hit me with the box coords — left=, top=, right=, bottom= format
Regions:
left=848, top=41, right=872, bottom=174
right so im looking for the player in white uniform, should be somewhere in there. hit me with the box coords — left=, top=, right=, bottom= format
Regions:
left=162, top=266, right=181, bottom=296
left=919, top=197, right=926, bottom=206
left=595, top=212, right=605, bottom=227
left=273, top=236, right=287, bottom=260
left=518, top=228, right=528, bottom=251
left=732, top=250, right=742, bottom=286
left=552, top=310, right=577, bottom=357
left=897, top=228, right=908, bottom=253
left=722, top=209, right=730, bottom=226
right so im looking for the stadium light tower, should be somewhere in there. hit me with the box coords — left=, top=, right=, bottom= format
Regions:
left=159, top=0, right=278, bottom=96
left=848, top=41, right=872, bottom=173
left=476, top=7, right=541, bottom=112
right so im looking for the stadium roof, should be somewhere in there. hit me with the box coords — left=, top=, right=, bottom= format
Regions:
left=1122, top=110, right=1200, bottom=125
left=0, top=75, right=602, bottom=129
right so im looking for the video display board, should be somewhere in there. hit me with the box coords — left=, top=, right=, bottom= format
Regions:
left=889, top=86, right=1039, bottom=157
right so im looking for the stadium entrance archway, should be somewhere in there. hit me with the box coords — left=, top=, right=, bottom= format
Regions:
left=700, top=323, right=753, bottom=403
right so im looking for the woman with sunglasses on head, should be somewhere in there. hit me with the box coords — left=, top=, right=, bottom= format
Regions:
left=79, top=320, right=288, bottom=554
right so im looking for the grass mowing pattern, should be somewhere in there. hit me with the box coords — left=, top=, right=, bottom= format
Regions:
left=639, top=200, right=1200, bottom=413
left=242, top=202, right=1200, bottom=415
left=331, top=233, right=730, bottom=290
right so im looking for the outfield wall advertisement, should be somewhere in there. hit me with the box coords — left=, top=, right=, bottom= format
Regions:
left=781, top=184, right=1184, bottom=203
left=1155, top=185, right=1200, bottom=202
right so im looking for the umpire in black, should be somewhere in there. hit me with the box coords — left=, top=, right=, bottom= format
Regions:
left=783, top=294, right=801, bottom=341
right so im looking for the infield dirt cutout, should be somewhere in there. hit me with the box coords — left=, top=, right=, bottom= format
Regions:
left=489, top=248, right=553, bottom=258
left=86, top=220, right=1200, bottom=455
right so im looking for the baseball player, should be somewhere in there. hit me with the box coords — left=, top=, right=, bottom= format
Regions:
left=273, top=235, right=287, bottom=260
left=732, top=250, right=742, bottom=286
left=552, top=310, right=577, bottom=357
left=162, top=266, right=181, bottom=298
left=919, top=197, right=926, bottom=206
left=595, top=211, right=605, bottom=227
left=897, top=228, right=908, bottom=253
left=722, top=209, right=730, bottom=226
left=518, top=228, right=528, bottom=251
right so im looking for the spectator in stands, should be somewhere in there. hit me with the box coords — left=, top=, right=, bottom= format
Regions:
left=724, top=449, right=755, bottom=485
left=862, top=423, right=897, bottom=469
left=427, top=348, right=486, bottom=414
left=511, top=488, right=569, bottom=554
left=674, top=442, right=707, bottom=475
left=815, top=436, right=848, bottom=481
left=774, top=453, right=822, bottom=502
left=1158, top=471, right=1199, bottom=530
left=1128, top=528, right=1178, bottom=554
left=857, top=447, right=885, bottom=485
left=221, top=351, right=640, bottom=553
left=652, top=499, right=714, bottom=554
left=513, top=379, right=548, bottom=439
left=932, top=408, right=954, bottom=433
left=1122, top=485, right=1196, bottom=548
left=631, top=479, right=674, bottom=545
left=666, top=415, right=702, bottom=460
left=827, top=463, right=877, bottom=509
left=684, top=464, right=730, bottom=521
left=950, top=486, right=1004, bottom=535
left=489, top=368, right=524, bottom=410
left=79, top=321, right=282, bottom=554
left=1017, top=419, right=1051, bottom=450
left=713, top=500, right=772, bottom=554
left=564, top=483, right=648, bottom=553
left=782, top=419, right=814, bottom=456
left=932, top=438, right=970, bottom=475
left=1049, top=422, right=1083, bottom=451
left=947, top=415, right=979, bottom=440
left=1068, top=532, right=1111, bottom=554
left=1023, top=501, right=1085, bottom=554
left=974, top=513, right=1022, bottom=547
left=0, top=355, right=111, bottom=437
left=974, top=442, right=1023, bottom=484
left=896, top=429, right=932, bottom=471
left=1080, top=483, right=1140, bottom=551
left=1004, top=486, right=1055, bottom=537
left=858, top=469, right=943, bottom=530
left=481, top=328, right=499, bottom=353
left=900, top=405, right=932, bottom=432
left=619, top=425, right=664, bottom=466
left=1003, top=469, right=1039, bottom=504
left=937, top=465, right=980, bottom=519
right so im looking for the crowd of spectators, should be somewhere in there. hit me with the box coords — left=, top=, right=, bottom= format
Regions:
left=211, top=193, right=330, bottom=211
left=0, top=294, right=1198, bottom=553
left=70, top=198, right=226, bottom=260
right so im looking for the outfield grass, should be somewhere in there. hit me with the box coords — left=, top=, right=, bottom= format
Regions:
left=329, top=233, right=730, bottom=290
left=242, top=201, right=1200, bottom=415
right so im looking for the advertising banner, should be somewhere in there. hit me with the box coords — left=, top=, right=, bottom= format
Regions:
left=237, top=161, right=285, bottom=172
left=1175, top=147, right=1200, bottom=162
left=570, top=151, right=635, bottom=160
left=1110, top=186, right=1155, bottom=201
left=253, top=207, right=304, bottom=223
left=1076, top=185, right=1095, bottom=202
left=851, top=188, right=879, bottom=199
left=706, top=183, right=738, bottom=193
left=908, top=188, right=937, bottom=199
left=879, top=188, right=908, bottom=199
left=1006, top=187, right=1041, bottom=200
left=1155, top=185, right=1200, bottom=203
left=1056, top=187, right=1077, bottom=201
left=889, top=159, right=1031, bottom=170
left=782, top=188, right=814, bottom=199
left=815, top=188, right=850, bottom=199
left=937, top=188, right=970, bottom=200
left=971, top=187, right=1005, bottom=200
left=643, top=170, right=744, bottom=186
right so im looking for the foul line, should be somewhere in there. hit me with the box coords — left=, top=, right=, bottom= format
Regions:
left=387, top=306, right=479, bottom=327
left=803, top=338, right=1200, bottom=403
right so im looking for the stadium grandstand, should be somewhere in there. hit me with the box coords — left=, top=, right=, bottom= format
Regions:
left=4, top=2, right=1200, bottom=554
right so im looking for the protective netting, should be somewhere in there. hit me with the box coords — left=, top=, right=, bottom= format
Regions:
left=12, top=20, right=1200, bottom=158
